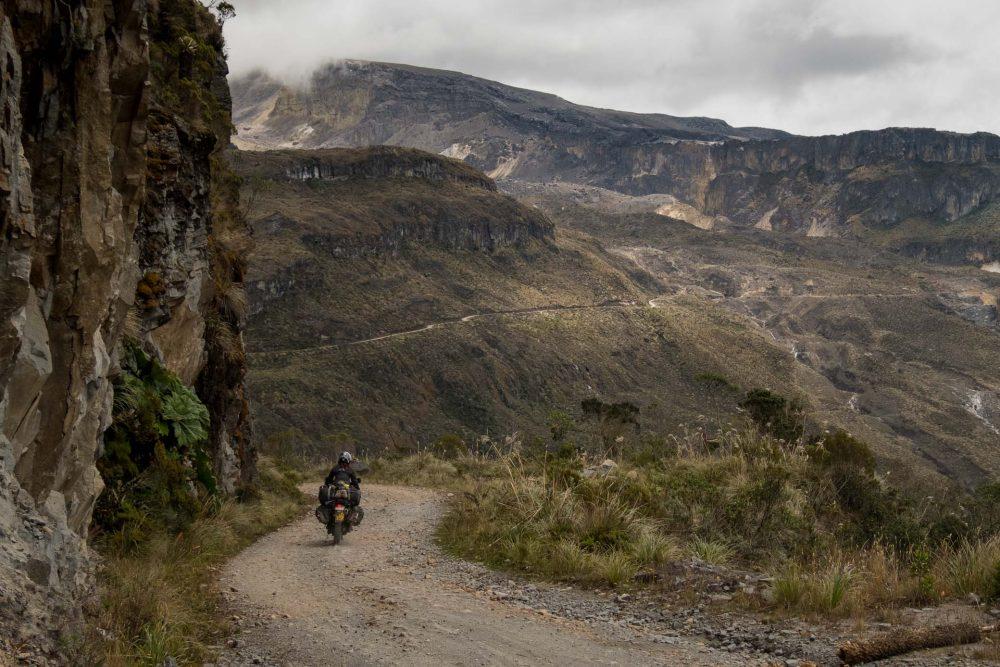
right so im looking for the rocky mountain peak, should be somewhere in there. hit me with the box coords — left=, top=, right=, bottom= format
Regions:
left=230, top=59, right=790, bottom=156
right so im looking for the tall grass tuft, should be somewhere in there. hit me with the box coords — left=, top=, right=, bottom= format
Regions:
left=936, top=536, right=1000, bottom=599
left=689, top=539, right=733, bottom=566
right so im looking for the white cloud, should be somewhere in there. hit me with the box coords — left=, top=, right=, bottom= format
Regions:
left=222, top=0, right=1000, bottom=136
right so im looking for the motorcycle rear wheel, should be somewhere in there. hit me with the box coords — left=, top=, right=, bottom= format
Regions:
left=332, top=520, right=343, bottom=545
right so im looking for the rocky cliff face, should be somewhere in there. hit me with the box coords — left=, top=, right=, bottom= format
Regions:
left=623, top=128, right=1000, bottom=238
left=0, top=0, right=252, bottom=655
left=139, top=0, right=255, bottom=495
left=252, top=145, right=498, bottom=191
left=238, top=146, right=552, bottom=263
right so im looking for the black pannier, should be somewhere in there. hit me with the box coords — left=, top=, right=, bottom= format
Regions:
left=315, top=505, right=331, bottom=524
left=318, top=483, right=336, bottom=504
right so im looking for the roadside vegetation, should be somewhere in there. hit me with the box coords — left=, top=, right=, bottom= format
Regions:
left=368, top=390, right=1000, bottom=619
left=78, top=459, right=304, bottom=665
left=77, top=345, right=306, bottom=665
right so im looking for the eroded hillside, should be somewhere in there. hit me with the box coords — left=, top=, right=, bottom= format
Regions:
left=519, top=181, right=1000, bottom=484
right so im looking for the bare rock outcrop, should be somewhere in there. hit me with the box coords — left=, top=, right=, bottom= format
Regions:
left=0, top=2, right=148, bottom=652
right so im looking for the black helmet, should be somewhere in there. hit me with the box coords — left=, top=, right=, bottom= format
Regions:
left=338, top=451, right=353, bottom=466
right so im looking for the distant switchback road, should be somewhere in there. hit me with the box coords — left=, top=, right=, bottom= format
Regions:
left=248, top=301, right=640, bottom=357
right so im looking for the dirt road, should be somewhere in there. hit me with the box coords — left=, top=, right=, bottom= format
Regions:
left=218, top=484, right=742, bottom=666
left=248, top=301, right=639, bottom=356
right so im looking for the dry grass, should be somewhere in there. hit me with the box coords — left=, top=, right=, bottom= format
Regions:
left=122, top=306, right=143, bottom=342
left=74, top=459, right=306, bottom=665
left=935, top=536, right=1000, bottom=598
left=775, top=556, right=913, bottom=618
left=689, top=539, right=734, bottom=566
left=413, top=425, right=1000, bottom=616
left=367, top=451, right=504, bottom=491
left=434, top=452, right=688, bottom=587
left=770, top=538, right=1000, bottom=618
left=218, top=282, right=248, bottom=321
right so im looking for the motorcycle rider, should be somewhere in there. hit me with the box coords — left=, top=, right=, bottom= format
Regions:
left=325, top=451, right=362, bottom=522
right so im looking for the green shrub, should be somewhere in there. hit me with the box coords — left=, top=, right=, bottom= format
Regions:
left=431, top=433, right=467, bottom=458
left=695, top=372, right=738, bottom=391
left=740, top=388, right=804, bottom=443
left=547, top=410, right=575, bottom=442
left=969, top=482, right=1000, bottom=536
left=542, top=442, right=583, bottom=486
left=580, top=398, right=640, bottom=455
left=808, top=430, right=875, bottom=473
left=827, top=465, right=923, bottom=550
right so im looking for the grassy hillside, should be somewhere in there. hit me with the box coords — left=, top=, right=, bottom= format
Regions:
left=513, top=182, right=1000, bottom=487
left=252, top=296, right=795, bottom=455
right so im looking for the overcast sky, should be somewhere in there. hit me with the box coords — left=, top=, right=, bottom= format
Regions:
left=222, top=0, right=999, bottom=136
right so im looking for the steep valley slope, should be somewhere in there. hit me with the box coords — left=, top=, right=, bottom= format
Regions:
left=514, top=181, right=1000, bottom=487
left=242, top=147, right=999, bottom=490
left=242, top=147, right=757, bottom=454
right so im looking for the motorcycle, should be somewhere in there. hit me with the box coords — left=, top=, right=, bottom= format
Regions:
left=315, top=480, right=362, bottom=545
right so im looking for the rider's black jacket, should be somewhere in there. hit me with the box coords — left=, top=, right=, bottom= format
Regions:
left=325, top=464, right=360, bottom=488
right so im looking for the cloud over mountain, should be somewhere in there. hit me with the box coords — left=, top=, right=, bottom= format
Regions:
left=223, top=0, right=998, bottom=136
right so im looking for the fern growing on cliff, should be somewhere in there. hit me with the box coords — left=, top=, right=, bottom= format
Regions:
left=94, top=343, right=217, bottom=543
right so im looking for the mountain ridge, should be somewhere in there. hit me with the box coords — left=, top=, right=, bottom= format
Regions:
left=231, top=61, right=1000, bottom=261
left=231, top=59, right=791, bottom=153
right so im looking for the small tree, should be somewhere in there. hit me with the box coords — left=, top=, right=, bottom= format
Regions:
left=238, top=174, right=270, bottom=225
left=547, top=410, right=575, bottom=443
left=431, top=434, right=466, bottom=459
left=809, top=429, right=875, bottom=473
left=739, top=388, right=804, bottom=443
